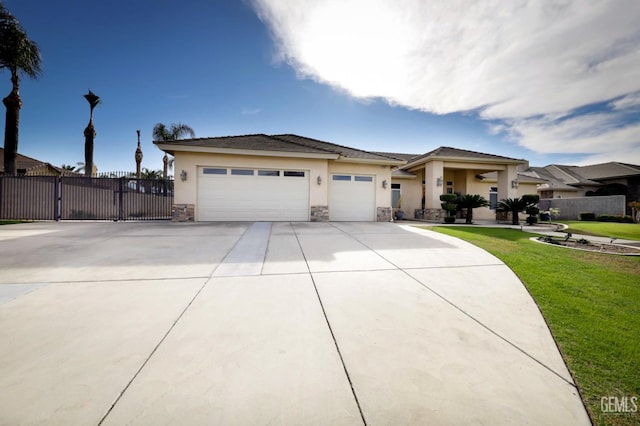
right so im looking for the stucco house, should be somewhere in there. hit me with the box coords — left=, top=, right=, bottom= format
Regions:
left=522, top=162, right=640, bottom=203
left=155, top=134, right=545, bottom=222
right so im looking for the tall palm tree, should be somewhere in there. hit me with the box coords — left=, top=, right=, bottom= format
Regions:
left=456, top=194, right=489, bottom=224
left=0, top=3, right=42, bottom=175
left=153, top=122, right=195, bottom=177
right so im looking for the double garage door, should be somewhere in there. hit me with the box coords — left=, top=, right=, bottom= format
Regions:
left=196, top=167, right=375, bottom=221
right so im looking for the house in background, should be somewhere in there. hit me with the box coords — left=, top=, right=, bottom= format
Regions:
left=521, top=162, right=640, bottom=215
left=0, top=148, right=76, bottom=176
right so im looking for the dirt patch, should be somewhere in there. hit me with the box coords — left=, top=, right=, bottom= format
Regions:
left=533, top=236, right=640, bottom=255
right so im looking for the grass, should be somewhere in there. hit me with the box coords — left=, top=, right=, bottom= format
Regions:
left=425, top=226, right=640, bottom=426
left=559, top=220, right=640, bottom=241
left=0, top=220, right=28, bottom=225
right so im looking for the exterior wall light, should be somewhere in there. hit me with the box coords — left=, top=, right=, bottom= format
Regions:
left=382, top=179, right=388, bottom=189
left=317, top=175, right=322, bottom=185
left=436, top=176, right=443, bottom=186
left=180, top=170, right=187, bottom=182
left=511, top=179, right=519, bottom=188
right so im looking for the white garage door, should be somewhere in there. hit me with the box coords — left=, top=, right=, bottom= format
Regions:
left=197, top=167, right=309, bottom=221
left=329, top=174, right=375, bottom=221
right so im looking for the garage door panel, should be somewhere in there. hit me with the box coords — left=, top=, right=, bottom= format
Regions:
left=197, top=168, right=309, bottom=221
left=329, top=174, right=375, bottom=221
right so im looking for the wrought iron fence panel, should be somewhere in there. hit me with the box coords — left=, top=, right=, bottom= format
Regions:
left=0, top=175, right=173, bottom=221
left=0, top=175, right=57, bottom=220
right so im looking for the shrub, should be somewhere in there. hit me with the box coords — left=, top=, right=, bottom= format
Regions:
left=526, top=216, right=538, bottom=225
left=597, top=214, right=635, bottom=223
left=579, top=212, right=596, bottom=221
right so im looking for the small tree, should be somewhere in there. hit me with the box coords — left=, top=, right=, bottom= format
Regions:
left=629, top=201, right=640, bottom=223
left=440, top=193, right=458, bottom=223
left=456, top=194, right=489, bottom=224
left=522, top=194, right=540, bottom=225
left=498, top=195, right=539, bottom=225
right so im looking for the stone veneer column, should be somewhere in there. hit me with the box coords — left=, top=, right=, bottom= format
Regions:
left=310, top=205, right=329, bottom=222
left=377, top=207, right=392, bottom=222
left=172, top=204, right=195, bottom=222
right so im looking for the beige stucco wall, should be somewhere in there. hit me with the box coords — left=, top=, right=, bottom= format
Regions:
left=393, top=170, right=542, bottom=221
left=173, top=152, right=394, bottom=219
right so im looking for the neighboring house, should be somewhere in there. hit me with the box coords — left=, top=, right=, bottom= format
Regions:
left=155, top=135, right=542, bottom=222
left=0, top=148, right=75, bottom=176
left=522, top=162, right=640, bottom=203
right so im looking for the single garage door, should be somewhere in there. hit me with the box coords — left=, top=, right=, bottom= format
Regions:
left=197, top=167, right=309, bottom=221
left=329, top=174, right=375, bottom=221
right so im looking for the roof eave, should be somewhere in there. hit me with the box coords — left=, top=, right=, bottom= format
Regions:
left=401, top=155, right=526, bottom=171
left=334, top=156, right=404, bottom=166
left=155, top=143, right=340, bottom=160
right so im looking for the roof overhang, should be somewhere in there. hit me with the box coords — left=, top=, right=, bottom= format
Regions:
left=402, top=156, right=526, bottom=173
left=155, top=143, right=339, bottom=160
left=334, top=156, right=405, bottom=166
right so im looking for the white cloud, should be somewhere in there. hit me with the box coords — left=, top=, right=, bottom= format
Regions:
left=251, top=0, right=640, bottom=162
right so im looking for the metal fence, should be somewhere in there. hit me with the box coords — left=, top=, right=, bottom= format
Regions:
left=0, top=175, right=174, bottom=221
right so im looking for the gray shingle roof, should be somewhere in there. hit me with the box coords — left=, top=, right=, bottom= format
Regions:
left=403, top=146, right=526, bottom=167
left=568, top=162, right=640, bottom=180
left=155, top=134, right=403, bottom=163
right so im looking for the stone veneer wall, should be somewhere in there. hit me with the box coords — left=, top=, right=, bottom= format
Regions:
left=172, top=204, right=195, bottom=222
left=310, top=205, right=329, bottom=222
left=377, top=207, right=392, bottom=222
left=414, top=208, right=445, bottom=221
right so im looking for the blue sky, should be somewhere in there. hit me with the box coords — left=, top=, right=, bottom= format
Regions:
left=3, top=0, right=639, bottom=174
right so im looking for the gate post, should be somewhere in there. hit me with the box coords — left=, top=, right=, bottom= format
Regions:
left=54, top=176, right=61, bottom=221
left=118, top=177, right=125, bottom=221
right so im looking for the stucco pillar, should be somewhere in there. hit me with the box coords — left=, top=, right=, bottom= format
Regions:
left=497, top=165, right=518, bottom=202
left=424, top=161, right=444, bottom=209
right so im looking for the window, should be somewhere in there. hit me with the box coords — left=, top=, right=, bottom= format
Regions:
left=391, top=183, right=401, bottom=208
left=332, top=175, right=351, bottom=181
left=284, top=171, right=305, bottom=177
left=489, top=186, right=498, bottom=209
left=203, top=168, right=226, bottom=175
left=258, top=170, right=279, bottom=176
left=231, top=169, right=253, bottom=176
left=354, top=176, right=373, bottom=182
left=446, top=180, right=454, bottom=194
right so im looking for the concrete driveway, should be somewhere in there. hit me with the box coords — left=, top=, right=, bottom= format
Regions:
left=0, top=221, right=589, bottom=425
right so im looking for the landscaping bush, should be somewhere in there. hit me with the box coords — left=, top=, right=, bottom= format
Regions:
left=579, top=212, right=596, bottom=221
left=596, top=214, right=635, bottom=223
left=526, top=216, right=538, bottom=225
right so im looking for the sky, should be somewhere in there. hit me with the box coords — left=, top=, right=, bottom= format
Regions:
left=2, top=0, right=639, bottom=174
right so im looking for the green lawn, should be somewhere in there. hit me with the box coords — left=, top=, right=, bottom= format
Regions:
left=425, top=226, right=640, bottom=426
left=560, top=220, right=640, bottom=241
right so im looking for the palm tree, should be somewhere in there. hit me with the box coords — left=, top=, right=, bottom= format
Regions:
left=0, top=3, right=42, bottom=175
left=456, top=194, right=489, bottom=224
left=152, top=122, right=195, bottom=142
left=497, top=197, right=529, bottom=225
left=153, top=122, right=195, bottom=177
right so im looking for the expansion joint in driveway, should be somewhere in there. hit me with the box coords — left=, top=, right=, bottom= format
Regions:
left=291, top=223, right=368, bottom=426
left=330, top=223, right=577, bottom=389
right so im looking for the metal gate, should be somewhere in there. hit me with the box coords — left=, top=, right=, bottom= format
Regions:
left=0, top=175, right=173, bottom=221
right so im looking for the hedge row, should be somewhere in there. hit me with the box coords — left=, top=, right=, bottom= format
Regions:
left=579, top=212, right=635, bottom=223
